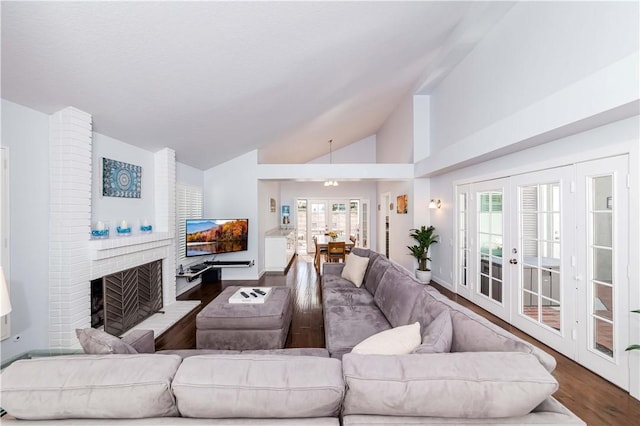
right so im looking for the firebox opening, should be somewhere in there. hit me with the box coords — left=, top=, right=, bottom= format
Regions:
left=90, top=278, right=104, bottom=329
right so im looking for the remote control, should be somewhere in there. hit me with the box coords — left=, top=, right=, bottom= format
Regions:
left=240, top=292, right=249, bottom=298
left=250, top=292, right=258, bottom=297
left=253, top=289, right=266, bottom=295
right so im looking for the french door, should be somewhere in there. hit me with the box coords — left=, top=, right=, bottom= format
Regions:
left=574, top=156, right=629, bottom=389
left=455, top=156, right=630, bottom=389
left=510, top=166, right=575, bottom=357
left=305, top=199, right=369, bottom=253
left=465, top=178, right=511, bottom=321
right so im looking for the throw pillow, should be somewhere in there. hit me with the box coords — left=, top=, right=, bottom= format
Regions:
left=75, top=328, right=137, bottom=354
left=351, top=322, right=421, bottom=355
left=341, top=253, right=370, bottom=288
left=412, top=309, right=453, bottom=354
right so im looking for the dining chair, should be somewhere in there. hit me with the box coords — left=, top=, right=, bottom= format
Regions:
left=327, top=241, right=346, bottom=263
left=313, top=236, right=327, bottom=271
left=345, top=235, right=357, bottom=254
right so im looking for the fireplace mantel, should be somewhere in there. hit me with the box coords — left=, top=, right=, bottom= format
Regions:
left=88, top=232, right=173, bottom=261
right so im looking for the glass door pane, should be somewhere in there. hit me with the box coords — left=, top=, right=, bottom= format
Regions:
left=308, top=201, right=327, bottom=252
left=519, top=183, right=561, bottom=332
left=361, top=200, right=369, bottom=248
left=296, top=199, right=307, bottom=253
left=349, top=199, right=360, bottom=245
left=458, top=190, right=469, bottom=290
left=330, top=202, right=347, bottom=237
left=478, top=191, right=503, bottom=303
left=589, top=175, right=614, bottom=358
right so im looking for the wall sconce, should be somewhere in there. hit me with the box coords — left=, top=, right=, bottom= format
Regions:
left=429, top=199, right=441, bottom=209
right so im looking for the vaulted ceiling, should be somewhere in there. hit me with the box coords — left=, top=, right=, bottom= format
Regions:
left=1, top=1, right=512, bottom=170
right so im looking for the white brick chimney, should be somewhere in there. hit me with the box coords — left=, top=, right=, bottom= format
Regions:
left=48, top=107, right=177, bottom=348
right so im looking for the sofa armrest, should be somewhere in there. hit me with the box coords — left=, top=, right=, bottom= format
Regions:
left=122, top=329, right=155, bottom=353
left=322, top=262, right=345, bottom=277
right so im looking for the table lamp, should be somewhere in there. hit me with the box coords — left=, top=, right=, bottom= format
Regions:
left=0, top=266, right=12, bottom=316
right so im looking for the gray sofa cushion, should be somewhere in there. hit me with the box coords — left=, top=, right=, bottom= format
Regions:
left=405, top=285, right=557, bottom=372
left=323, top=305, right=391, bottom=358
left=342, top=352, right=558, bottom=419
left=323, top=287, right=376, bottom=308
left=0, top=354, right=181, bottom=420
left=373, top=264, right=425, bottom=327
left=75, top=328, right=137, bottom=354
left=172, top=355, right=344, bottom=418
left=363, top=253, right=389, bottom=296
left=322, top=265, right=352, bottom=289
left=406, top=286, right=450, bottom=326
left=412, top=309, right=452, bottom=354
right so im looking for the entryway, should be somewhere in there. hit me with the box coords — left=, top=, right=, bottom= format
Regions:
left=455, top=155, right=630, bottom=390
left=296, top=198, right=370, bottom=255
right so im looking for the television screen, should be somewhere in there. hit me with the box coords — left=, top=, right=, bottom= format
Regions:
left=186, top=219, right=248, bottom=257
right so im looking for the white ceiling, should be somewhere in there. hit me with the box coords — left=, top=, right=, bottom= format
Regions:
left=1, top=1, right=512, bottom=170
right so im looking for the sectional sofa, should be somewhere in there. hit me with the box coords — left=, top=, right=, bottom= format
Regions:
left=322, top=248, right=585, bottom=424
left=0, top=248, right=585, bottom=424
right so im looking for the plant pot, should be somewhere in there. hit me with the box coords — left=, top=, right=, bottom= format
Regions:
left=415, top=269, right=432, bottom=284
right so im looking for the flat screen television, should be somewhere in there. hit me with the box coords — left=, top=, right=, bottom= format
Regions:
left=186, top=219, right=248, bottom=257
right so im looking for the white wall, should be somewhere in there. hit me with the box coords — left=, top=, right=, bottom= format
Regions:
left=0, top=100, right=50, bottom=360
left=376, top=92, right=414, bottom=163
left=203, top=150, right=260, bottom=279
left=376, top=180, right=414, bottom=271
left=176, top=161, right=204, bottom=188
left=413, top=95, right=430, bottom=163
left=308, top=135, right=376, bottom=164
left=258, top=180, right=281, bottom=274
left=92, top=133, right=155, bottom=232
left=430, top=1, right=639, bottom=153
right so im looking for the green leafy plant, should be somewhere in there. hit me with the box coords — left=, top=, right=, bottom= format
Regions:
left=626, top=309, right=640, bottom=351
left=407, top=225, right=439, bottom=271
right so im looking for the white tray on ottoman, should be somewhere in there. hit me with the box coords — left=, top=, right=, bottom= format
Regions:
left=196, top=286, right=293, bottom=350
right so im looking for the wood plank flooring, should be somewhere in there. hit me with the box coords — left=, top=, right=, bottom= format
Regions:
left=157, top=255, right=640, bottom=425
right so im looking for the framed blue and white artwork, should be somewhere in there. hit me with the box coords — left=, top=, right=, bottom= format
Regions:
left=102, top=157, right=142, bottom=198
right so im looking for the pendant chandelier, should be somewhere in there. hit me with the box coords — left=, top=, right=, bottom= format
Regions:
left=324, top=139, right=339, bottom=187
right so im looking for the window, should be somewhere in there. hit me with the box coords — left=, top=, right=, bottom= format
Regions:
left=176, top=185, right=203, bottom=265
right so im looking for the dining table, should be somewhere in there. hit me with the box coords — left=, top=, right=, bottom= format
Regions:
left=314, top=235, right=356, bottom=272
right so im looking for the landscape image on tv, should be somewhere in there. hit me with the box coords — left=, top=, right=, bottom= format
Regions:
left=186, top=219, right=248, bottom=256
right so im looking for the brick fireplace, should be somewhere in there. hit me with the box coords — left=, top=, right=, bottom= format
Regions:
left=48, top=107, right=179, bottom=349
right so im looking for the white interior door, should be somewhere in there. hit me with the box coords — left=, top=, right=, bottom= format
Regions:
left=469, top=178, right=511, bottom=322
left=509, top=166, right=575, bottom=357
left=575, top=155, right=630, bottom=390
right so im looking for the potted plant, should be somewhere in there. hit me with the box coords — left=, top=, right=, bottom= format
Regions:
left=407, top=225, right=439, bottom=283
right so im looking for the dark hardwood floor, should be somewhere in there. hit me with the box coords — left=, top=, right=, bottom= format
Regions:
left=157, top=255, right=640, bottom=425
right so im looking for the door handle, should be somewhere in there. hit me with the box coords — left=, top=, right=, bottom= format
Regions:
left=509, top=258, right=518, bottom=265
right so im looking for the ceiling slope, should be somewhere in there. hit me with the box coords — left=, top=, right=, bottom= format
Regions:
left=1, top=1, right=510, bottom=169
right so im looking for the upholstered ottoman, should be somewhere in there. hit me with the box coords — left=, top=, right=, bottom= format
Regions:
left=196, top=286, right=293, bottom=350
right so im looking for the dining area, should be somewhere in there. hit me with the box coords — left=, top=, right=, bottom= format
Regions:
left=312, top=234, right=356, bottom=272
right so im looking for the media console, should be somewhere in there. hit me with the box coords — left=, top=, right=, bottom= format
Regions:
left=205, top=260, right=254, bottom=267
left=176, top=259, right=255, bottom=282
